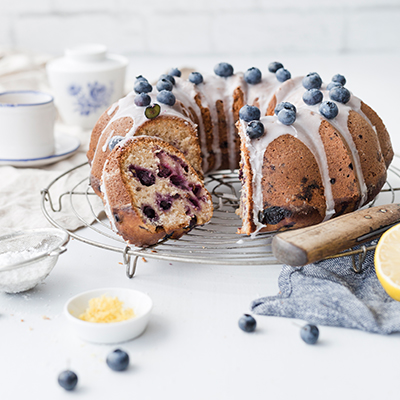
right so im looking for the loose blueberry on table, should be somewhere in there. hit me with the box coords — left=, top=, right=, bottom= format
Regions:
left=238, top=314, right=257, bottom=332
left=106, top=349, right=130, bottom=371
left=300, top=324, right=319, bottom=344
left=58, top=370, right=78, bottom=391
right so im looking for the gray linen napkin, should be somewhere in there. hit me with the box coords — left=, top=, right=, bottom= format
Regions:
left=251, top=241, right=400, bottom=334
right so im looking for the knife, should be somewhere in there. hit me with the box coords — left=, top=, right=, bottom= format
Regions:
left=271, top=203, right=400, bottom=266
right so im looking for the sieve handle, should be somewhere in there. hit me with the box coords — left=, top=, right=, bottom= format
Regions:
left=271, top=203, right=400, bottom=266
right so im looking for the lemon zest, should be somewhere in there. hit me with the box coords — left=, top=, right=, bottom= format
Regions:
left=79, top=294, right=135, bottom=323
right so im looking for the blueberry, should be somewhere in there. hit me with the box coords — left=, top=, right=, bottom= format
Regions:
left=134, top=93, right=151, bottom=107
left=246, top=120, right=265, bottom=140
left=259, top=206, right=291, bottom=225
left=158, top=164, right=172, bottom=178
left=159, top=73, right=175, bottom=85
left=156, top=78, right=173, bottom=92
left=145, top=103, right=161, bottom=119
left=189, top=72, right=203, bottom=85
left=108, top=135, right=125, bottom=151
left=244, top=67, right=262, bottom=84
left=169, top=67, right=181, bottom=77
left=300, top=324, right=319, bottom=345
left=319, top=101, right=339, bottom=119
left=274, top=102, right=296, bottom=116
left=326, top=81, right=342, bottom=90
left=159, top=200, right=172, bottom=211
left=170, top=174, right=187, bottom=190
left=276, top=68, right=291, bottom=82
left=239, top=105, right=261, bottom=122
left=214, top=62, right=234, bottom=77
left=238, top=314, right=257, bottom=333
left=143, top=206, right=157, bottom=220
left=302, top=88, right=323, bottom=106
left=134, top=80, right=152, bottom=94
left=278, top=108, right=296, bottom=125
left=106, top=349, right=130, bottom=371
left=302, top=72, right=322, bottom=90
left=268, top=61, right=284, bottom=73
left=332, top=73, right=346, bottom=86
left=58, top=370, right=78, bottom=391
left=157, top=90, right=176, bottom=106
left=135, top=75, right=148, bottom=82
left=130, top=165, right=156, bottom=186
left=329, top=86, right=351, bottom=104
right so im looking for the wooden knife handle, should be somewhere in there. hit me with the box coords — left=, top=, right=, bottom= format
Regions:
left=271, top=203, right=400, bottom=266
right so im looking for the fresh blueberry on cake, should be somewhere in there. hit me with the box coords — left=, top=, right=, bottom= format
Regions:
left=214, top=62, right=234, bottom=77
left=332, top=73, right=346, bottom=86
left=159, top=73, right=176, bottom=85
left=239, top=105, right=261, bottom=122
left=329, top=86, right=351, bottom=104
left=246, top=121, right=265, bottom=140
left=145, top=103, right=161, bottom=119
left=303, top=88, right=323, bottom=106
left=134, top=93, right=151, bottom=107
left=268, top=61, right=284, bottom=73
left=189, top=72, right=203, bottom=85
left=276, top=68, right=291, bottom=82
left=156, top=78, right=173, bottom=92
left=326, top=81, right=343, bottom=90
left=302, top=72, right=322, bottom=90
left=169, top=68, right=181, bottom=77
left=274, top=102, right=296, bottom=116
left=319, top=101, right=339, bottom=119
left=244, top=67, right=262, bottom=84
left=108, top=135, right=125, bottom=151
left=277, top=108, right=296, bottom=125
left=157, top=90, right=176, bottom=106
left=134, top=79, right=152, bottom=94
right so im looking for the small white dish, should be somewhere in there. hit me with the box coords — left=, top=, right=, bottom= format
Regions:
left=64, top=288, right=153, bottom=344
left=0, top=228, right=69, bottom=293
left=0, top=132, right=80, bottom=167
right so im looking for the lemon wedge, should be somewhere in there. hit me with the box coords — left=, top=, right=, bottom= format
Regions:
left=374, top=223, right=400, bottom=301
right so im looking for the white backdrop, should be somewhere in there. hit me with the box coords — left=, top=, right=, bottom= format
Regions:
left=1, top=0, right=400, bottom=57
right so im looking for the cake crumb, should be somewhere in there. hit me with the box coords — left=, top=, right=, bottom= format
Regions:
left=141, top=257, right=147, bottom=262
left=42, top=316, right=50, bottom=320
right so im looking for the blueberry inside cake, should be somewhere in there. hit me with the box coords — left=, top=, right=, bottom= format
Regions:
left=101, top=136, right=213, bottom=247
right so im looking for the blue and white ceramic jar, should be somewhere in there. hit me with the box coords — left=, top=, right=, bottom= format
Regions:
left=46, top=44, right=128, bottom=129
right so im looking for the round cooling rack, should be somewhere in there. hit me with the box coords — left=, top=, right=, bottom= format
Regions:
left=41, top=155, right=400, bottom=277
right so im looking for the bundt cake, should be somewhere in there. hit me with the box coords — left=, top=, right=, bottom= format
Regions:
left=88, top=62, right=393, bottom=246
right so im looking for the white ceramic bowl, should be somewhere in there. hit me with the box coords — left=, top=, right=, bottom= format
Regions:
left=64, top=288, right=153, bottom=344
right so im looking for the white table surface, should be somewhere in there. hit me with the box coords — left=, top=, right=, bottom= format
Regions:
left=1, top=54, right=400, bottom=400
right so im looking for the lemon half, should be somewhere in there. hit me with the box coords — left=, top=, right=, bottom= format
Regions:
left=374, top=223, right=400, bottom=301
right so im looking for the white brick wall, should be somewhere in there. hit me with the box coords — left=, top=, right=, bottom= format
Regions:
left=1, top=0, right=400, bottom=57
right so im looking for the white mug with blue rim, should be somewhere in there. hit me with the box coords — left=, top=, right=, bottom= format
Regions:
left=0, top=91, right=56, bottom=160
left=46, top=44, right=128, bottom=130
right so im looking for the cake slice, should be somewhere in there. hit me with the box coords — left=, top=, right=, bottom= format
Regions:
left=101, top=136, right=213, bottom=247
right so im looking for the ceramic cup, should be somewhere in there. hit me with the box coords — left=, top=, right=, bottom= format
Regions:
left=46, top=44, right=128, bottom=130
left=0, top=91, right=56, bottom=160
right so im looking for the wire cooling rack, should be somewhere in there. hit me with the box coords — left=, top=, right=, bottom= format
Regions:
left=41, top=155, right=400, bottom=277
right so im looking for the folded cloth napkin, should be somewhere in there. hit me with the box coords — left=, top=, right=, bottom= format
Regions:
left=251, top=241, right=400, bottom=334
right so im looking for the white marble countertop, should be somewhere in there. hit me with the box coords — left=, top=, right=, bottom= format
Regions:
left=1, top=54, right=400, bottom=399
